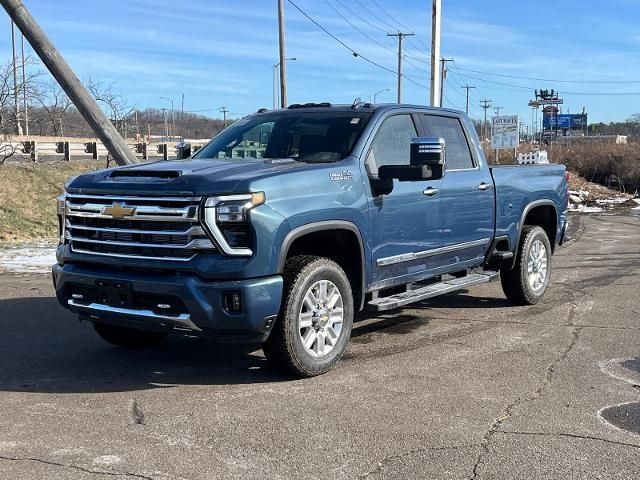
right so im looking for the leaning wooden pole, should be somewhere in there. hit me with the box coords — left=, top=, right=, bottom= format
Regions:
left=0, top=0, right=137, bottom=165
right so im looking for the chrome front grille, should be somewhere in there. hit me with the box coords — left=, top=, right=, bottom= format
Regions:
left=64, top=194, right=215, bottom=262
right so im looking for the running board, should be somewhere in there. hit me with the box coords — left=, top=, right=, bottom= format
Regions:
left=368, top=271, right=500, bottom=312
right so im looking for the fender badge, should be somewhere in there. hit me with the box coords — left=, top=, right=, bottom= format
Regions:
left=329, top=170, right=354, bottom=182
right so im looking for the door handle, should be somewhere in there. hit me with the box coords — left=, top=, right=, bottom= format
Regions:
left=423, top=187, right=440, bottom=197
left=478, top=182, right=492, bottom=191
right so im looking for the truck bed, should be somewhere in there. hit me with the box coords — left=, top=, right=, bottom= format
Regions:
left=490, top=163, right=568, bottom=252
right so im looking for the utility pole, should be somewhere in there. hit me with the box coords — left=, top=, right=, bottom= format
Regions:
left=220, top=107, right=229, bottom=128
left=461, top=85, right=475, bottom=114
left=387, top=32, right=414, bottom=104
left=11, top=20, right=22, bottom=135
left=277, top=0, right=288, bottom=108
left=430, top=0, right=441, bottom=107
left=480, top=99, right=492, bottom=141
left=20, top=29, right=28, bottom=136
left=439, top=58, right=454, bottom=107
left=0, top=0, right=137, bottom=165
left=161, top=108, right=168, bottom=142
left=494, top=106, right=503, bottom=117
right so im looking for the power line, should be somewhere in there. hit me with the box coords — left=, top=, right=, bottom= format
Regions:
left=324, top=0, right=397, bottom=56
left=287, top=0, right=396, bottom=74
left=369, top=0, right=431, bottom=52
left=331, top=0, right=426, bottom=62
left=287, top=0, right=429, bottom=91
left=333, top=0, right=386, bottom=33
left=352, top=0, right=397, bottom=31
left=450, top=66, right=640, bottom=96
left=452, top=65, right=640, bottom=84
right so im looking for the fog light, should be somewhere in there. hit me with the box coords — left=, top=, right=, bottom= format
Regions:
left=223, top=292, right=242, bottom=313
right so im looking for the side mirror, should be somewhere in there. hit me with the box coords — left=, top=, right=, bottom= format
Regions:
left=378, top=137, right=446, bottom=182
left=411, top=137, right=445, bottom=167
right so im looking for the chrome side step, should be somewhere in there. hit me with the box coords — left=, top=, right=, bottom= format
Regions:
left=67, top=299, right=202, bottom=332
left=368, top=271, right=500, bottom=312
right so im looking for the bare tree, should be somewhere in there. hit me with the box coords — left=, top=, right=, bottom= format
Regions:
left=32, top=79, right=71, bottom=136
left=86, top=78, right=134, bottom=138
left=0, top=60, right=19, bottom=164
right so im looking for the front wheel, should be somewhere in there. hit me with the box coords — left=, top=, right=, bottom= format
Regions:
left=263, top=256, right=354, bottom=377
left=501, top=225, right=552, bottom=305
left=93, top=322, right=168, bottom=349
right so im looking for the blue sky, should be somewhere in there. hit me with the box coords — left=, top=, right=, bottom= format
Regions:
left=1, top=0, right=640, bottom=124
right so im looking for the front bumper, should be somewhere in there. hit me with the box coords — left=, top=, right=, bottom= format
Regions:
left=52, top=263, right=283, bottom=342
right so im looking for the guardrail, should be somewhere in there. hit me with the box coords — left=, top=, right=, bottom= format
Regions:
left=2, top=135, right=210, bottom=162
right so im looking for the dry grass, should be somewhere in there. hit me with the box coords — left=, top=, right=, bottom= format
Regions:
left=0, top=160, right=105, bottom=241
left=552, top=142, right=640, bottom=195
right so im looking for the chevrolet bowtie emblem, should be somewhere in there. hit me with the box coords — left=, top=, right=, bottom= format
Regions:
left=102, top=202, right=137, bottom=220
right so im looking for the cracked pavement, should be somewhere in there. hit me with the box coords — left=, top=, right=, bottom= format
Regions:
left=1, top=214, right=639, bottom=479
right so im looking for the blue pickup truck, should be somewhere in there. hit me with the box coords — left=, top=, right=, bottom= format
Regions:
left=53, top=103, right=568, bottom=376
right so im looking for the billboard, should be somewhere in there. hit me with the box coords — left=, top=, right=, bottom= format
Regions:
left=543, top=114, right=587, bottom=130
left=491, top=116, right=519, bottom=149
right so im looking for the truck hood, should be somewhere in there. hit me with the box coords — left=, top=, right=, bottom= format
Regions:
left=66, top=158, right=312, bottom=196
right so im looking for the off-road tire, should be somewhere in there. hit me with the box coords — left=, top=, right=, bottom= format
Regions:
left=263, top=255, right=354, bottom=377
left=501, top=225, right=552, bottom=305
left=93, top=322, right=168, bottom=349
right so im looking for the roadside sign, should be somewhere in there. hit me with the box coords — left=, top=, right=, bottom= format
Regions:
left=491, top=116, right=519, bottom=149
left=543, top=113, right=588, bottom=130
left=538, top=98, right=564, bottom=105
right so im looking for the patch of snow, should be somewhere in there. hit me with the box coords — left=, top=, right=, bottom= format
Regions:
left=569, top=204, right=604, bottom=214
left=0, top=242, right=56, bottom=273
left=595, top=197, right=630, bottom=205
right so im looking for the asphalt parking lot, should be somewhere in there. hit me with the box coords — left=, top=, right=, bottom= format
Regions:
left=1, top=214, right=639, bottom=479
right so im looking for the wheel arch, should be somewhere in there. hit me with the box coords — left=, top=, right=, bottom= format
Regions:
left=278, top=221, right=367, bottom=311
left=512, top=200, right=558, bottom=268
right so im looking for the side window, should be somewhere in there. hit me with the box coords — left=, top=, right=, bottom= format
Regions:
left=367, top=114, right=417, bottom=176
left=420, top=115, right=474, bottom=170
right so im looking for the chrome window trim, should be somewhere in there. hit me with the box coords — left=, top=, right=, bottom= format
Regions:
left=377, top=238, right=491, bottom=267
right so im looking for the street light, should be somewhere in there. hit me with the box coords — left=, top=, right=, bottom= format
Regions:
left=371, top=88, right=390, bottom=104
left=159, top=96, right=175, bottom=141
left=273, top=57, right=297, bottom=109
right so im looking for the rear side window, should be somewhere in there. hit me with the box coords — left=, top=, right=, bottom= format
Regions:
left=420, top=115, right=474, bottom=170
left=367, top=114, right=417, bottom=176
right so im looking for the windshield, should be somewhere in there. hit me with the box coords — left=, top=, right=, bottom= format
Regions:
left=194, top=111, right=372, bottom=163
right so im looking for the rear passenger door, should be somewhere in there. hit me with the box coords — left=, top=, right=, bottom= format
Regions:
left=418, top=114, right=495, bottom=267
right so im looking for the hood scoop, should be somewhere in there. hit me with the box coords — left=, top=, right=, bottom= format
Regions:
left=110, top=169, right=183, bottom=180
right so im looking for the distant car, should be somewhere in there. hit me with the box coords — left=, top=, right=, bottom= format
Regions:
left=53, top=103, right=569, bottom=377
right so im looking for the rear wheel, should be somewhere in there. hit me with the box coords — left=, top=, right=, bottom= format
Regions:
left=263, top=256, right=354, bottom=377
left=93, top=322, right=168, bottom=349
left=501, top=225, right=552, bottom=305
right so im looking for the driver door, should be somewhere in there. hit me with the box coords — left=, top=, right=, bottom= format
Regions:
left=366, top=114, right=443, bottom=288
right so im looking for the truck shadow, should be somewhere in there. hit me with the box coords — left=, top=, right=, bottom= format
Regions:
left=0, top=296, right=288, bottom=394
left=0, top=292, right=506, bottom=394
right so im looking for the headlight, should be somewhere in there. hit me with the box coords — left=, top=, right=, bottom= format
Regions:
left=56, top=193, right=66, bottom=245
left=202, top=192, right=265, bottom=256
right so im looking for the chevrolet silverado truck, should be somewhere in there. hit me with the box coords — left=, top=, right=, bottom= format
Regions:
left=53, top=103, right=568, bottom=377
